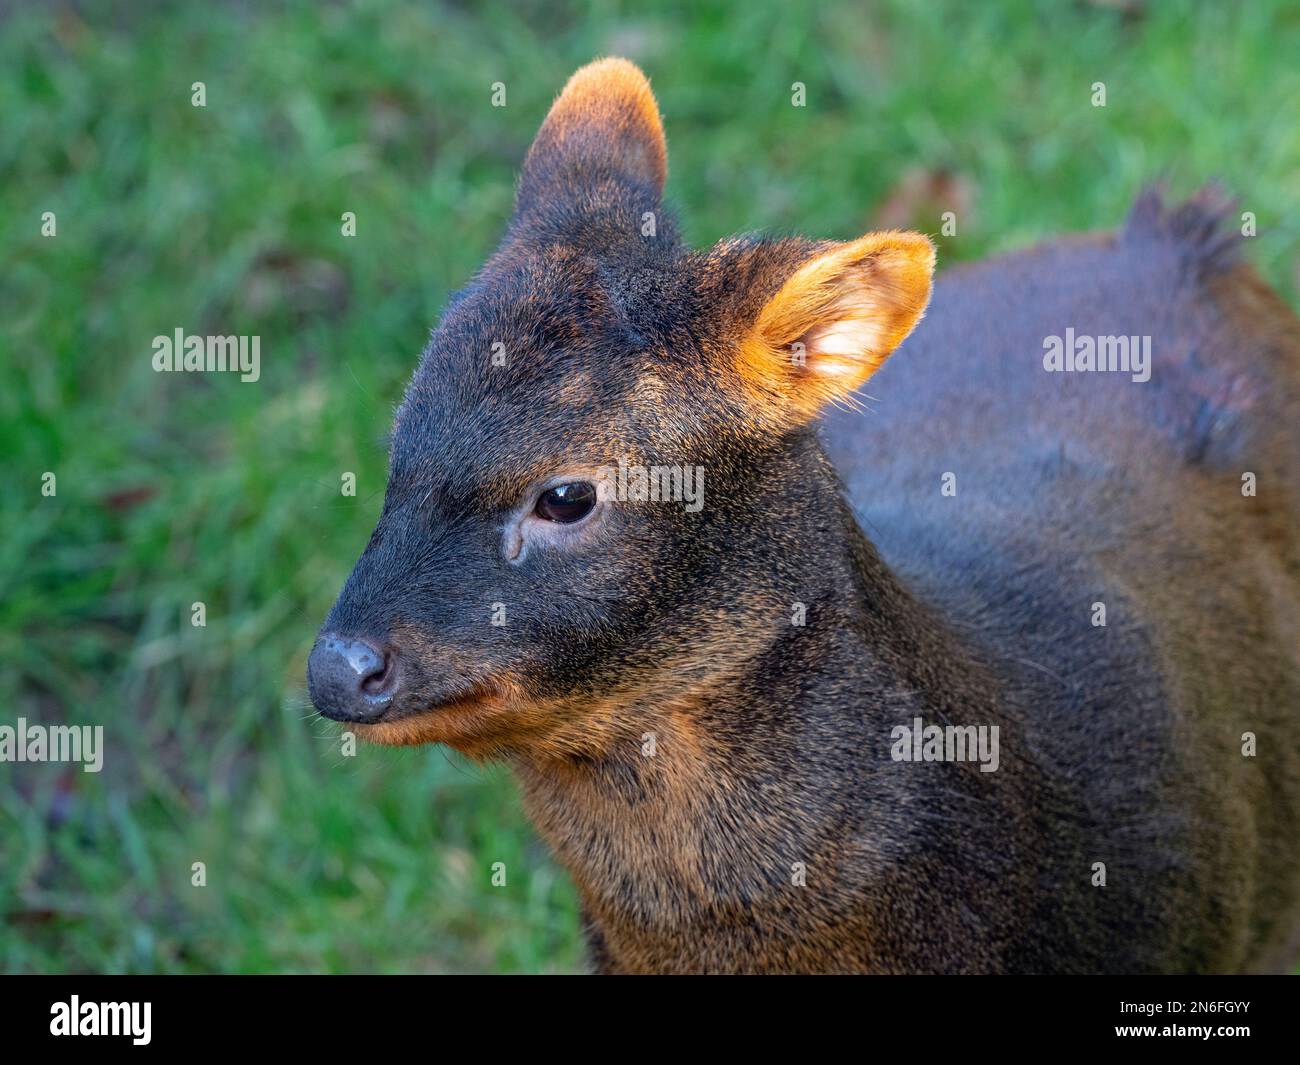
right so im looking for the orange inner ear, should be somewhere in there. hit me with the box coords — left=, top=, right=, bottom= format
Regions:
left=738, top=231, right=935, bottom=424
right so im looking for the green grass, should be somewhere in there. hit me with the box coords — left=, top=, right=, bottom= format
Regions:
left=1, top=0, right=1297, bottom=973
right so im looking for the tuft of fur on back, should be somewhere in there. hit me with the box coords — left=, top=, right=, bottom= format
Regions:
left=1123, top=184, right=1242, bottom=280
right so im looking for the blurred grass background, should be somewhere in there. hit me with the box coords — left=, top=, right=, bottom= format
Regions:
left=1, top=0, right=1297, bottom=973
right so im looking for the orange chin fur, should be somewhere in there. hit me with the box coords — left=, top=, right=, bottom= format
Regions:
left=348, top=686, right=523, bottom=760
left=345, top=673, right=662, bottom=764
left=345, top=676, right=612, bottom=762
left=347, top=615, right=778, bottom=762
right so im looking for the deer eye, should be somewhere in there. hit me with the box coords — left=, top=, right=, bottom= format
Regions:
left=535, top=481, right=597, bottom=523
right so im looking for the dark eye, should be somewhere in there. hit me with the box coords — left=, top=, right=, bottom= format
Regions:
left=535, top=481, right=597, bottom=523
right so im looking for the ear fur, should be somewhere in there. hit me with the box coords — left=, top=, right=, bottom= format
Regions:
left=516, top=57, right=667, bottom=214
left=737, top=231, right=936, bottom=424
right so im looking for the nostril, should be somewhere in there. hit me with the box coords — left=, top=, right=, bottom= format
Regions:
left=359, top=650, right=395, bottom=696
left=329, top=637, right=394, bottom=697
left=309, top=635, right=399, bottom=722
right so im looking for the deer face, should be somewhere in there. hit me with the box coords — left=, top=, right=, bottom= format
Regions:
left=307, top=59, right=933, bottom=759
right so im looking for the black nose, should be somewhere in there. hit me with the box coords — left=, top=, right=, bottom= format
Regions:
left=307, top=634, right=398, bottom=722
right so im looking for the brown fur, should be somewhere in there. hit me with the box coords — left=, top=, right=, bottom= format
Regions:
left=313, top=60, right=1300, bottom=974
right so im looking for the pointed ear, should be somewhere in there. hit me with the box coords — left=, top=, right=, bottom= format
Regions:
left=737, top=231, right=935, bottom=425
left=516, top=58, right=667, bottom=216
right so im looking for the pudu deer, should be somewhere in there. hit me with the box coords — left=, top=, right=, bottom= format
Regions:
left=308, top=59, right=1300, bottom=974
